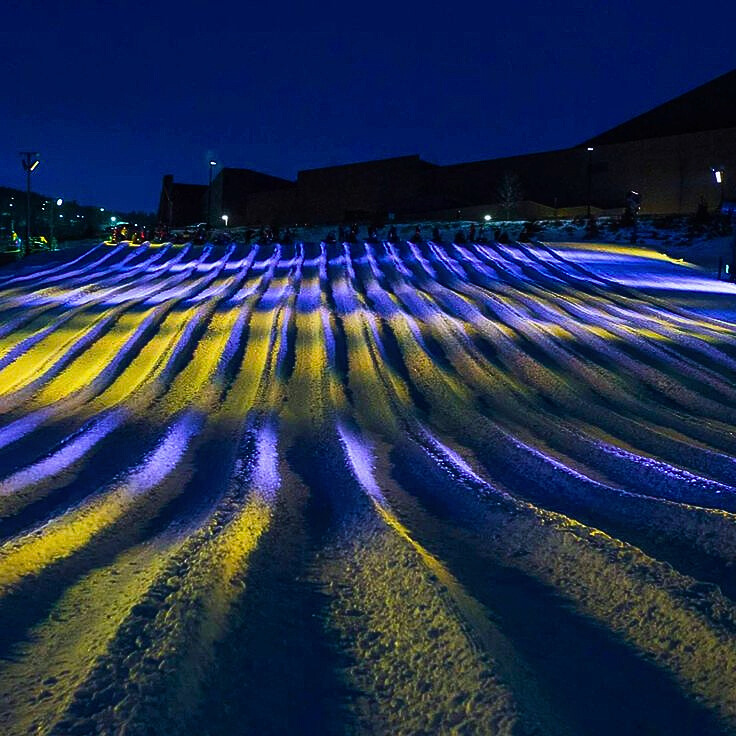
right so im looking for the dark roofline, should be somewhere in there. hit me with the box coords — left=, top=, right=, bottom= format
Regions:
left=159, top=69, right=736, bottom=197
left=218, top=166, right=294, bottom=184
left=439, top=144, right=577, bottom=171
left=583, top=68, right=736, bottom=146
left=298, top=154, right=436, bottom=176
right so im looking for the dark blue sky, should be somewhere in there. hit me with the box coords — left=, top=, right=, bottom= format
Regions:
left=2, top=1, right=734, bottom=213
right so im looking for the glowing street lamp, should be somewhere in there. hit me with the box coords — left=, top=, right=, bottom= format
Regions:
left=484, top=214, right=492, bottom=222
left=713, top=168, right=725, bottom=208
left=207, top=160, right=217, bottom=229
left=49, top=197, right=63, bottom=245
left=221, top=214, right=229, bottom=228
left=20, top=152, right=40, bottom=256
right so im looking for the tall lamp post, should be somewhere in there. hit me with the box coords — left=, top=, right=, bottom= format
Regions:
left=207, top=160, right=217, bottom=229
left=20, top=152, right=40, bottom=257
left=713, top=168, right=725, bottom=210
left=49, top=198, right=62, bottom=247
left=586, top=146, right=594, bottom=218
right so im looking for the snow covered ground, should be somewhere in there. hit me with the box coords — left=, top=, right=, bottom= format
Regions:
left=522, top=241, right=736, bottom=321
left=0, top=238, right=735, bottom=735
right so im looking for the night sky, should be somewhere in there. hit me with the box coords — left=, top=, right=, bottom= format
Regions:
left=2, top=1, right=734, bottom=213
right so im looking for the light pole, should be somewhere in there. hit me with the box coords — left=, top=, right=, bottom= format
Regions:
left=221, top=214, right=229, bottom=228
left=8, top=196, right=14, bottom=237
left=49, top=198, right=62, bottom=247
left=207, top=160, right=217, bottom=229
left=586, top=146, right=594, bottom=218
left=20, top=152, right=40, bottom=257
left=713, top=168, right=725, bottom=210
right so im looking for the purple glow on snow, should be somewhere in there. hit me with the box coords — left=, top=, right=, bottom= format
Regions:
left=0, top=408, right=57, bottom=450
left=0, top=244, right=103, bottom=287
left=344, top=244, right=357, bottom=282
left=407, top=241, right=437, bottom=279
left=0, top=409, right=127, bottom=496
left=337, top=422, right=385, bottom=504
left=123, top=411, right=204, bottom=497
left=251, top=419, right=280, bottom=503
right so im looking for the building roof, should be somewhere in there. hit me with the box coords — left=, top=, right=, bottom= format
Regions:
left=219, top=167, right=292, bottom=184
left=298, top=154, right=435, bottom=178
left=585, top=68, right=736, bottom=145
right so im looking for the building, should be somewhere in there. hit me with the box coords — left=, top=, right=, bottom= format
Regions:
left=428, top=69, right=736, bottom=218
left=158, top=69, right=736, bottom=227
left=294, top=155, right=439, bottom=224
left=208, top=167, right=293, bottom=228
left=158, top=176, right=207, bottom=228
left=581, top=69, right=736, bottom=213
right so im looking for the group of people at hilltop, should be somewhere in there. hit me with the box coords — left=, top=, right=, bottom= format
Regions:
left=321, top=222, right=506, bottom=246
left=165, top=221, right=512, bottom=247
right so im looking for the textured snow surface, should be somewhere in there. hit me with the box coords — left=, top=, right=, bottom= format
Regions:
left=0, top=239, right=735, bottom=736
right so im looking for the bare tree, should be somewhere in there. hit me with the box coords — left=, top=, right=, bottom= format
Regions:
left=497, top=172, right=523, bottom=220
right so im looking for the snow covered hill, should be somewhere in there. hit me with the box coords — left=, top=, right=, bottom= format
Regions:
left=0, top=239, right=735, bottom=735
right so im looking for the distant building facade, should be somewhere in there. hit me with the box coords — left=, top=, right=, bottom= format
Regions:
left=158, top=69, right=736, bottom=227
left=158, top=176, right=207, bottom=228
left=208, top=167, right=293, bottom=228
